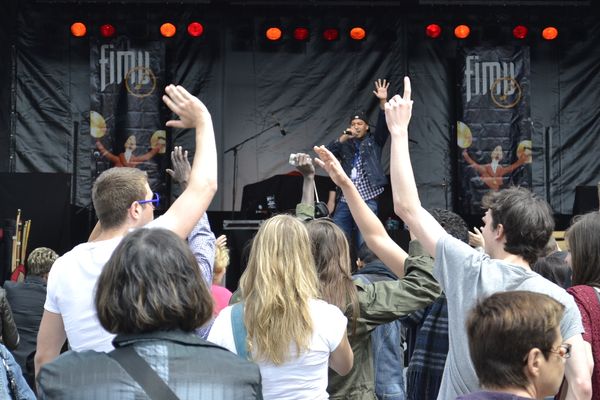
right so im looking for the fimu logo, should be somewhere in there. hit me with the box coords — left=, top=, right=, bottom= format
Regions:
left=465, top=55, right=517, bottom=104
left=99, top=43, right=151, bottom=93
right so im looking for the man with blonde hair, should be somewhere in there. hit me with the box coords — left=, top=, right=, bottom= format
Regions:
left=4, top=246, right=59, bottom=387
left=35, top=84, right=218, bottom=377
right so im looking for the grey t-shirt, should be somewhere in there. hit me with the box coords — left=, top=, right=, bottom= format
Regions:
left=433, top=234, right=583, bottom=400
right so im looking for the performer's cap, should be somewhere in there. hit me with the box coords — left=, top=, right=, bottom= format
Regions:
left=350, top=111, right=368, bottom=124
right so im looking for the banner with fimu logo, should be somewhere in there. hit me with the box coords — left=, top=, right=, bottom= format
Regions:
left=90, top=38, right=168, bottom=206
left=457, top=46, right=532, bottom=214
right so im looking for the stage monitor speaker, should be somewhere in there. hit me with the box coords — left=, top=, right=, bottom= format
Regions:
left=573, top=185, right=599, bottom=216
left=222, top=220, right=263, bottom=292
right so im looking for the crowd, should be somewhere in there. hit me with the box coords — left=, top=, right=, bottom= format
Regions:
left=0, top=78, right=598, bottom=400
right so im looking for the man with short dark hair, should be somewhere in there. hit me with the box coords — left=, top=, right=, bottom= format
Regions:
left=380, top=76, right=592, bottom=399
left=35, top=85, right=218, bottom=377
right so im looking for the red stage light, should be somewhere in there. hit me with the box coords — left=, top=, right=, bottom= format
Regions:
left=160, top=23, right=177, bottom=38
left=265, top=27, right=283, bottom=41
left=349, top=27, right=366, bottom=41
left=542, top=26, right=558, bottom=40
left=323, top=28, right=339, bottom=41
left=99, top=24, right=116, bottom=38
left=71, top=22, right=87, bottom=37
left=512, top=25, right=528, bottom=39
left=425, top=24, right=442, bottom=39
left=293, top=27, right=310, bottom=41
left=187, top=22, right=204, bottom=37
left=454, top=25, right=470, bottom=39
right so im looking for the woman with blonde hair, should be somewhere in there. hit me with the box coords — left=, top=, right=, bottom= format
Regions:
left=208, top=214, right=353, bottom=399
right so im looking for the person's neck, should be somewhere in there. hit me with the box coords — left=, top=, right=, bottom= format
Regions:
left=93, top=223, right=131, bottom=242
left=492, top=247, right=531, bottom=270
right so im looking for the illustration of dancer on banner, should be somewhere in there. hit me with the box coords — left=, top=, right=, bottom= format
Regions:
left=91, top=111, right=165, bottom=168
left=458, top=121, right=531, bottom=191
left=90, top=38, right=167, bottom=203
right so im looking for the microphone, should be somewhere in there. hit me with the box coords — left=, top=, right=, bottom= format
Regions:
left=271, top=113, right=287, bottom=136
left=277, top=121, right=287, bottom=136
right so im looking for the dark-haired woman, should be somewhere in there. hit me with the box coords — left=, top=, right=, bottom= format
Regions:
left=304, top=149, right=443, bottom=399
left=566, top=211, right=600, bottom=400
left=37, top=228, right=262, bottom=400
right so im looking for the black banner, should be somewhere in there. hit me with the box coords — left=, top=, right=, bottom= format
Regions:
left=457, top=46, right=532, bottom=214
left=90, top=38, right=167, bottom=204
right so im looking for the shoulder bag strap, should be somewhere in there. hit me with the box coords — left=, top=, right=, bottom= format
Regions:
left=231, top=302, right=249, bottom=360
left=108, top=345, right=179, bottom=400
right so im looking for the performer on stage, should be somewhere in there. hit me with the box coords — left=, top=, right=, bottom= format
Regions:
left=326, top=79, right=390, bottom=249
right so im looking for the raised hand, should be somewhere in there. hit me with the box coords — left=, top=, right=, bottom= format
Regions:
left=373, top=78, right=390, bottom=101
left=468, top=227, right=485, bottom=249
left=313, top=145, right=351, bottom=188
left=166, top=146, right=191, bottom=186
left=215, top=234, right=227, bottom=248
left=384, top=76, right=413, bottom=136
left=162, top=85, right=210, bottom=129
left=294, top=153, right=316, bottom=177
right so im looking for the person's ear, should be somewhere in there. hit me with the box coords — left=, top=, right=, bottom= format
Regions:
left=494, top=223, right=505, bottom=241
left=525, top=348, right=544, bottom=378
left=129, top=201, right=143, bottom=221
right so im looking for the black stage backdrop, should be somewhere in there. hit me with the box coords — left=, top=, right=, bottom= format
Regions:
left=2, top=2, right=600, bottom=229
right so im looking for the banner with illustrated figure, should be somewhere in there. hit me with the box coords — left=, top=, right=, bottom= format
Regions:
left=457, top=46, right=532, bottom=214
left=90, top=38, right=167, bottom=206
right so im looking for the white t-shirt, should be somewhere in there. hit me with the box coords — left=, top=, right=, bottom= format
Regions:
left=208, top=299, right=347, bottom=400
left=44, top=216, right=166, bottom=353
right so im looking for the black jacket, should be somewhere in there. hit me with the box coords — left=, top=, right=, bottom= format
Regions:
left=326, top=109, right=390, bottom=196
left=4, top=276, right=46, bottom=369
left=38, top=330, right=263, bottom=400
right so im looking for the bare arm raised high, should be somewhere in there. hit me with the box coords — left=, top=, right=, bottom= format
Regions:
left=159, top=85, right=218, bottom=239
left=386, top=77, right=446, bottom=257
left=313, top=145, right=407, bottom=278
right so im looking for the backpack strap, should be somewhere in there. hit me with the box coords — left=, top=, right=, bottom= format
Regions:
left=231, top=302, right=249, bottom=360
left=108, top=346, right=179, bottom=400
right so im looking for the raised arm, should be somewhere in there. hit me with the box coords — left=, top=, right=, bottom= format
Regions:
left=372, top=79, right=391, bottom=146
left=386, top=77, right=446, bottom=257
left=160, top=85, right=218, bottom=239
left=373, top=78, right=389, bottom=111
left=95, top=139, right=119, bottom=164
left=166, top=145, right=215, bottom=285
left=296, top=153, right=316, bottom=206
left=314, top=145, right=407, bottom=277
left=462, top=149, right=486, bottom=175
left=166, top=146, right=191, bottom=189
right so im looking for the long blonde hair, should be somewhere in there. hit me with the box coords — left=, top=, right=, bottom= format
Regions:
left=239, top=214, right=319, bottom=365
